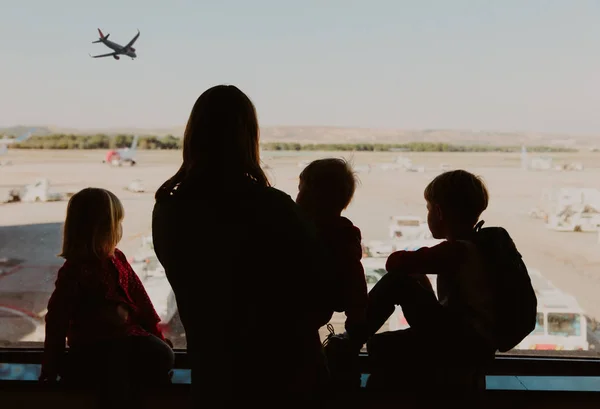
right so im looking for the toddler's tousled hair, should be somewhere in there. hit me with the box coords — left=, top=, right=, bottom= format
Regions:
left=299, top=158, right=358, bottom=213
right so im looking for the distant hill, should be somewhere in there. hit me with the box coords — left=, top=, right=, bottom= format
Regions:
left=1, top=125, right=598, bottom=148
left=0, top=126, right=182, bottom=138
left=0, top=126, right=54, bottom=138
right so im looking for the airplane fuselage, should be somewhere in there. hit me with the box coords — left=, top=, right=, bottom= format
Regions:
left=101, top=38, right=137, bottom=58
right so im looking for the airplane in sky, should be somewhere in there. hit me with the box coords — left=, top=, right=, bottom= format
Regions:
left=0, top=129, right=35, bottom=162
left=89, top=28, right=140, bottom=60
left=103, top=135, right=140, bottom=166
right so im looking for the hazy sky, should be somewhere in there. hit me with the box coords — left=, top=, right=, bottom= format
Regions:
left=2, top=1, right=600, bottom=134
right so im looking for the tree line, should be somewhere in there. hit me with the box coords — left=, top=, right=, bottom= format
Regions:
left=6, top=134, right=577, bottom=153
left=261, top=142, right=576, bottom=153
left=10, top=134, right=181, bottom=150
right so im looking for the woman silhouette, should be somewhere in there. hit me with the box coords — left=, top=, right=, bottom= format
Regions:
left=152, top=85, right=333, bottom=408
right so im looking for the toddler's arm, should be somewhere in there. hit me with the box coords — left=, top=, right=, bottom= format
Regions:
left=116, top=250, right=165, bottom=340
left=128, top=269, right=165, bottom=340
left=340, top=233, right=368, bottom=335
left=41, top=264, right=79, bottom=381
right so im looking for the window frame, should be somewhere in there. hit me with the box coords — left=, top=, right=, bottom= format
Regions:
left=2, top=349, right=600, bottom=377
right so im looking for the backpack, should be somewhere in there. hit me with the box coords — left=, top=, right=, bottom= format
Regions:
left=471, top=220, right=538, bottom=352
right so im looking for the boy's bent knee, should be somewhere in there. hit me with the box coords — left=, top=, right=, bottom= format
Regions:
left=369, top=271, right=417, bottom=303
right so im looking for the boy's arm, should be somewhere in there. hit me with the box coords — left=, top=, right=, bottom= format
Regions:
left=339, top=229, right=368, bottom=334
left=385, top=241, right=467, bottom=276
left=41, top=265, right=79, bottom=380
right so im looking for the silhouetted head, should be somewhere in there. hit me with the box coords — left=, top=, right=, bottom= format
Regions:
left=156, top=85, right=269, bottom=198
left=424, top=169, right=489, bottom=240
left=296, top=158, right=358, bottom=219
left=59, top=187, right=124, bottom=261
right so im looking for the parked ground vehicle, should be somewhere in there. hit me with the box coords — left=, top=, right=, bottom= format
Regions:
left=514, top=269, right=589, bottom=351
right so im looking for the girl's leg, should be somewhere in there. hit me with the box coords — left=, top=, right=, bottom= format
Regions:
left=66, top=340, right=139, bottom=409
left=92, top=336, right=174, bottom=408
left=128, top=335, right=175, bottom=386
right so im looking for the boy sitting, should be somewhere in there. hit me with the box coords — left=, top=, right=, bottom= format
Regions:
left=359, top=170, right=499, bottom=393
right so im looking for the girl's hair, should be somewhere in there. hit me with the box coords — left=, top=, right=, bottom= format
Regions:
left=155, top=84, right=270, bottom=199
left=59, top=187, right=124, bottom=261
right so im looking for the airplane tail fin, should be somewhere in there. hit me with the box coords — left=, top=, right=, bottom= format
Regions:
left=93, top=28, right=109, bottom=43
left=130, top=135, right=139, bottom=151
left=15, top=129, right=34, bottom=143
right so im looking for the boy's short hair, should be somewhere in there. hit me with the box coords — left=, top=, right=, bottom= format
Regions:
left=59, top=187, right=124, bottom=261
left=424, top=169, right=489, bottom=226
left=299, top=158, right=358, bottom=213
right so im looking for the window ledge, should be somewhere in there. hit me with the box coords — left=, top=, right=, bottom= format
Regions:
left=1, top=349, right=600, bottom=391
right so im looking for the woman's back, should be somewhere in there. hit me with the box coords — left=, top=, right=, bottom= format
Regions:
left=152, top=175, right=333, bottom=403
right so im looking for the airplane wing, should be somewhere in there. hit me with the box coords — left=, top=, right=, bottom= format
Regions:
left=123, top=30, right=140, bottom=50
left=89, top=52, right=117, bottom=58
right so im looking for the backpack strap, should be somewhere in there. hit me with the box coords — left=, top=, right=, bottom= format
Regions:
left=474, top=220, right=485, bottom=232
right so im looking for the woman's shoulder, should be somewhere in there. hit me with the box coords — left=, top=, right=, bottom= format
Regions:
left=152, top=180, right=304, bottom=232
left=261, top=186, right=307, bottom=218
left=154, top=177, right=291, bottom=204
left=262, top=186, right=294, bottom=203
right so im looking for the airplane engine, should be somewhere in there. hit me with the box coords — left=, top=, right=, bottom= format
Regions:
left=113, top=55, right=120, bottom=60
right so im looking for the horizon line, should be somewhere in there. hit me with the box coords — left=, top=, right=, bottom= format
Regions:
left=0, top=124, right=597, bottom=137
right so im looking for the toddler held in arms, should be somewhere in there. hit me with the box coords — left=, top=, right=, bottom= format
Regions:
left=296, top=158, right=368, bottom=393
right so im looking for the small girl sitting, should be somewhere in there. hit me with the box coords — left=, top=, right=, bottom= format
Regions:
left=40, top=187, right=174, bottom=408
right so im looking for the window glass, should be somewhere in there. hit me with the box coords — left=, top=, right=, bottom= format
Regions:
left=548, top=313, right=581, bottom=337
left=1, top=2, right=599, bottom=358
left=532, top=313, right=545, bottom=335
left=365, top=272, right=380, bottom=286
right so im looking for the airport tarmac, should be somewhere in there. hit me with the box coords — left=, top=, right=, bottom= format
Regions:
left=1, top=149, right=600, bottom=353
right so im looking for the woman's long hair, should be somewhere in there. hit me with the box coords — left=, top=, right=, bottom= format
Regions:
left=156, top=85, right=270, bottom=199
